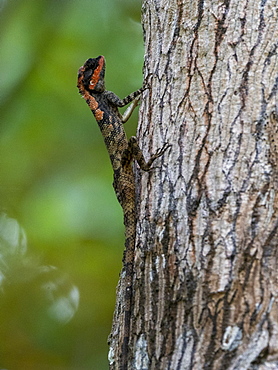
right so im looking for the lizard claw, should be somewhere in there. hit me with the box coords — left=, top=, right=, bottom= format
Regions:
left=154, top=142, right=171, bottom=158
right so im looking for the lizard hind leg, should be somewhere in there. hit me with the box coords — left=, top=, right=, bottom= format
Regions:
left=128, top=136, right=170, bottom=171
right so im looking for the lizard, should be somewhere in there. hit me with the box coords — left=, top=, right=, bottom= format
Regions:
left=77, top=55, right=168, bottom=369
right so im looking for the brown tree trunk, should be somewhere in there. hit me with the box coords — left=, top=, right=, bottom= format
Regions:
left=109, top=0, right=278, bottom=369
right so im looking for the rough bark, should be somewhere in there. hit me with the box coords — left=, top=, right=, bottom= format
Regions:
left=109, top=0, right=278, bottom=369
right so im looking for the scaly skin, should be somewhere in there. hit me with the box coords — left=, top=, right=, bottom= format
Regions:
left=77, top=56, right=168, bottom=369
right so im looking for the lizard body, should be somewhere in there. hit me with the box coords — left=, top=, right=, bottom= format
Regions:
left=77, top=56, right=167, bottom=369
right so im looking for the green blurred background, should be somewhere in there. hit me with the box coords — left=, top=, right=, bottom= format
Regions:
left=0, top=0, right=143, bottom=368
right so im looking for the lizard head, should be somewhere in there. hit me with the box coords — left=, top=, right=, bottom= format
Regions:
left=82, top=56, right=106, bottom=93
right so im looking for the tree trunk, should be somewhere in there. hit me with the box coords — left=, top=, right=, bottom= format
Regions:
left=109, top=0, right=278, bottom=369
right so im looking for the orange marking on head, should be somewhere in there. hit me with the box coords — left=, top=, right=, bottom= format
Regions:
left=89, top=56, right=104, bottom=89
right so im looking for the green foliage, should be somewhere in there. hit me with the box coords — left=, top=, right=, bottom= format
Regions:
left=0, top=0, right=143, bottom=368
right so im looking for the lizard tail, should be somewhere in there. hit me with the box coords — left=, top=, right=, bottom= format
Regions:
left=121, top=199, right=136, bottom=369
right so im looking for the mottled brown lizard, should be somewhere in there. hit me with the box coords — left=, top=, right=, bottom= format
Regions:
left=77, top=56, right=168, bottom=369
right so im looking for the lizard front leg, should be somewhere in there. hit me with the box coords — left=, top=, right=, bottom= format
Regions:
left=121, top=95, right=141, bottom=123
left=106, top=87, right=144, bottom=108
